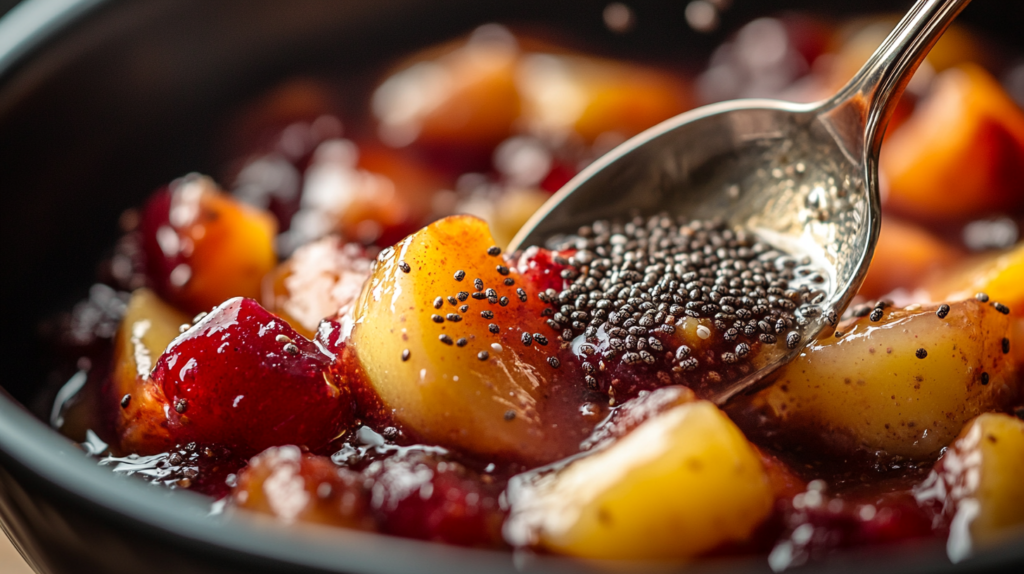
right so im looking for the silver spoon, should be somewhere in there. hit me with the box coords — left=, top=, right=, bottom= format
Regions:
left=509, top=0, right=972, bottom=405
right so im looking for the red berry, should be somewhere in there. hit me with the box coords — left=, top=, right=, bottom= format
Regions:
left=367, top=452, right=506, bottom=548
left=152, top=297, right=354, bottom=455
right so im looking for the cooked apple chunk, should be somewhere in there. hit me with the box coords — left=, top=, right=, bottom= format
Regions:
left=348, top=215, right=595, bottom=465
left=503, top=399, right=772, bottom=560
left=140, top=174, right=277, bottom=315
left=109, top=288, right=189, bottom=454
left=919, top=414, right=1024, bottom=561
left=234, top=446, right=375, bottom=530
left=754, top=300, right=1017, bottom=458
left=262, top=236, right=373, bottom=338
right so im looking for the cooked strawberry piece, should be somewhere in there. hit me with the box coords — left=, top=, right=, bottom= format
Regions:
left=364, top=451, right=506, bottom=548
left=768, top=490, right=939, bottom=569
left=151, top=297, right=354, bottom=456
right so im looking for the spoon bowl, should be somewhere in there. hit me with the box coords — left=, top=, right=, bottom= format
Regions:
left=509, top=0, right=972, bottom=404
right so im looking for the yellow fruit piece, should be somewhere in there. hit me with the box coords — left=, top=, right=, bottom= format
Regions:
left=858, top=216, right=962, bottom=300
left=881, top=64, right=1024, bottom=221
left=504, top=400, right=772, bottom=561
left=923, top=243, right=1024, bottom=318
left=349, top=215, right=591, bottom=465
left=518, top=53, right=692, bottom=143
left=926, top=414, right=1024, bottom=561
left=263, top=236, right=372, bottom=338
left=111, top=288, right=189, bottom=454
left=759, top=300, right=1015, bottom=458
left=154, top=176, right=278, bottom=315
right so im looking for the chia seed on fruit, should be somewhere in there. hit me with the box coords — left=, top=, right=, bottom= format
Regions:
left=457, top=291, right=469, bottom=301
left=120, top=394, right=131, bottom=408
left=399, top=261, right=411, bottom=273
left=915, top=348, right=928, bottom=359
left=454, top=270, right=466, bottom=281
left=521, top=332, right=532, bottom=346
left=477, top=351, right=489, bottom=361
left=487, top=246, right=501, bottom=256
left=174, top=398, right=188, bottom=413
left=1003, top=338, right=1011, bottom=354
left=474, top=278, right=484, bottom=291
left=981, top=372, right=989, bottom=385
left=504, top=278, right=515, bottom=286
left=992, top=302, right=1010, bottom=315
left=975, top=292, right=989, bottom=302
left=439, top=334, right=453, bottom=345
left=446, top=313, right=462, bottom=322
left=869, top=308, right=883, bottom=322
left=496, top=265, right=510, bottom=276
left=488, top=324, right=499, bottom=334
left=283, top=343, right=299, bottom=355
left=456, top=338, right=467, bottom=347
left=936, top=303, right=950, bottom=319
left=547, top=356, right=560, bottom=368
left=433, top=297, right=443, bottom=309
left=431, top=314, right=444, bottom=323
left=401, top=349, right=410, bottom=361
left=447, top=296, right=457, bottom=306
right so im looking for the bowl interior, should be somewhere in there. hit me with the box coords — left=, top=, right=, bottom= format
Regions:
left=0, top=1, right=1021, bottom=573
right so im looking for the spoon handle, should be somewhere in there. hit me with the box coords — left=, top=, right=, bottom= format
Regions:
left=826, top=0, right=972, bottom=159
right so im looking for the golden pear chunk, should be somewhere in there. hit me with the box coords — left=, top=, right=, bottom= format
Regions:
left=922, top=414, right=1024, bottom=561
left=504, top=400, right=772, bottom=561
left=110, top=288, right=189, bottom=454
left=756, top=300, right=1016, bottom=458
left=349, top=215, right=594, bottom=465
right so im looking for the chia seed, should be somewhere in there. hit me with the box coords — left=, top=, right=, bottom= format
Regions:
left=120, top=394, right=131, bottom=409
left=936, top=303, right=950, bottom=319
left=488, top=324, right=500, bottom=334
left=454, top=270, right=466, bottom=281
left=915, top=348, right=928, bottom=359
left=975, top=292, right=989, bottom=303
left=487, top=246, right=501, bottom=256
left=477, top=351, right=489, bottom=361
left=439, top=334, right=453, bottom=345
left=401, top=349, right=410, bottom=361
left=456, top=338, right=468, bottom=347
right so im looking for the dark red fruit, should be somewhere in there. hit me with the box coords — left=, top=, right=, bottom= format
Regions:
left=152, top=297, right=354, bottom=456
left=366, top=452, right=506, bottom=548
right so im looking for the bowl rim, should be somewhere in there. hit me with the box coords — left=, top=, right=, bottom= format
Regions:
left=0, top=1, right=1021, bottom=573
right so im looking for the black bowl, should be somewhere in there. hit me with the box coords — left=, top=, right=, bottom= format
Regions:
left=1, top=1, right=1022, bottom=573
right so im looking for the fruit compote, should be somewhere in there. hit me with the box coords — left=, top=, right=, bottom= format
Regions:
left=46, top=12, right=1024, bottom=571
